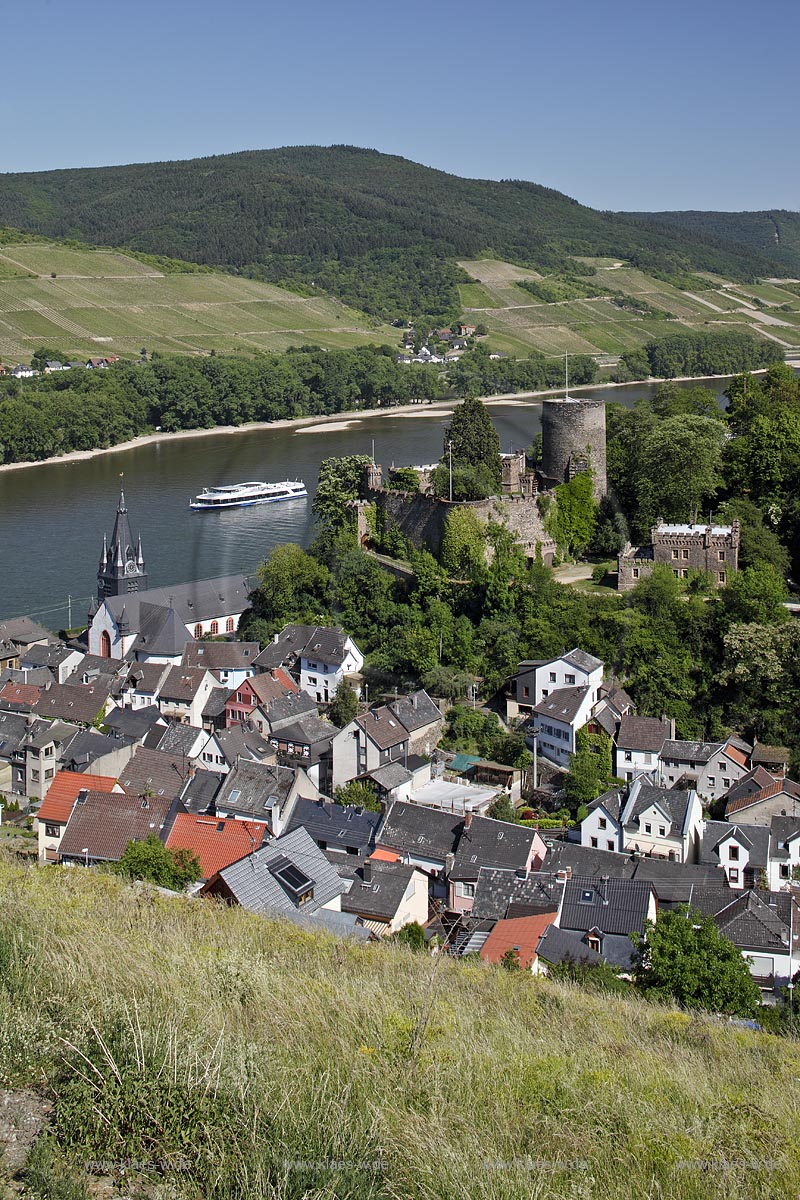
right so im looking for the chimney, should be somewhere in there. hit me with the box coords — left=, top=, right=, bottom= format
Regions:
left=599, top=874, right=610, bottom=904
left=555, top=867, right=572, bottom=883
left=363, top=859, right=373, bottom=884
left=464, top=812, right=473, bottom=831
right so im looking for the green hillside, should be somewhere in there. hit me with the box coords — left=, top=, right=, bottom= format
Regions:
left=629, top=210, right=800, bottom=275
left=1, top=852, right=799, bottom=1200
left=0, top=145, right=794, bottom=324
left=0, top=239, right=395, bottom=364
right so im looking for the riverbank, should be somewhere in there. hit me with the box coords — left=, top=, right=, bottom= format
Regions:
left=0, top=371, right=760, bottom=474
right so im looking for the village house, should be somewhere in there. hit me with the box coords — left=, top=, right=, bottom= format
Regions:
left=117, top=746, right=192, bottom=804
left=332, top=705, right=411, bottom=791
left=164, top=813, right=268, bottom=881
left=34, top=769, right=121, bottom=863
left=510, top=648, right=604, bottom=719
left=375, top=801, right=464, bottom=887
left=712, top=889, right=797, bottom=994
left=557, top=876, right=657, bottom=970
left=581, top=779, right=703, bottom=864
left=253, top=624, right=364, bottom=704
left=58, top=787, right=183, bottom=866
left=181, top=640, right=259, bottom=689
left=198, top=722, right=276, bottom=775
left=224, top=669, right=297, bottom=727
left=724, top=777, right=800, bottom=827
left=658, top=736, right=751, bottom=801
left=157, top=666, right=217, bottom=727
left=447, top=813, right=547, bottom=913
left=699, top=820, right=770, bottom=889
left=284, top=796, right=381, bottom=858
left=213, top=758, right=320, bottom=829
left=479, top=911, right=559, bottom=972
left=614, top=715, right=671, bottom=782
left=340, top=858, right=429, bottom=935
left=199, top=826, right=347, bottom=918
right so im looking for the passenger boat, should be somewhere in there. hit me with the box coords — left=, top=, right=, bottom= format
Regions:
left=189, top=480, right=307, bottom=509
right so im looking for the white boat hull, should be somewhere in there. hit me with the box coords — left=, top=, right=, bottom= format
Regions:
left=190, top=480, right=307, bottom=509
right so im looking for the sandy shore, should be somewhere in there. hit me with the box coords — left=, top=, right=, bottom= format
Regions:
left=0, top=371, right=762, bottom=474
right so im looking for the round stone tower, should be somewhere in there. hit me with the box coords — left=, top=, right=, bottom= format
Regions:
left=540, top=397, right=607, bottom=500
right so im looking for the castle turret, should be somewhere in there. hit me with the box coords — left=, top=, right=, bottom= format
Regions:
left=540, top=396, right=607, bottom=500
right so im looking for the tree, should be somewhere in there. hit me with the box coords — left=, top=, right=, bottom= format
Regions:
left=633, top=415, right=725, bottom=535
left=440, top=508, right=486, bottom=579
left=721, top=563, right=789, bottom=627
left=500, top=948, right=521, bottom=972
left=328, top=681, right=358, bottom=727
left=250, top=543, right=331, bottom=627
left=487, top=796, right=519, bottom=824
left=334, top=779, right=381, bottom=812
left=632, top=908, right=761, bottom=1017
left=312, top=454, right=373, bottom=530
left=112, top=835, right=201, bottom=891
left=563, top=728, right=614, bottom=811
left=443, top=397, right=502, bottom=489
left=393, top=921, right=426, bottom=950
left=386, top=467, right=419, bottom=492
left=548, top=471, right=598, bottom=557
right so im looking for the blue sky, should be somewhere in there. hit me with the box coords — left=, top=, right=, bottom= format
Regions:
left=3, top=0, right=797, bottom=211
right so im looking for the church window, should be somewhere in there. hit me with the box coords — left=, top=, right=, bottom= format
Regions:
left=210, top=621, right=219, bottom=636
left=226, top=618, right=235, bottom=633
left=194, top=624, right=203, bottom=639
left=100, top=631, right=111, bottom=659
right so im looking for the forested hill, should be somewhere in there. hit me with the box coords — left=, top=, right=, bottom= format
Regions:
left=0, top=145, right=794, bottom=320
left=628, top=209, right=800, bottom=275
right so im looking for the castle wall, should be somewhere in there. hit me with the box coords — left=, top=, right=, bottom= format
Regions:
left=540, top=398, right=607, bottom=500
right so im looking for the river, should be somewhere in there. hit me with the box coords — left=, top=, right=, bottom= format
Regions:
left=0, top=378, right=737, bottom=630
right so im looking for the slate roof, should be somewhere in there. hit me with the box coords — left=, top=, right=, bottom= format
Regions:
left=471, top=867, right=565, bottom=921
left=159, top=666, right=209, bottom=703
left=387, top=690, right=441, bottom=734
left=265, top=714, right=336, bottom=751
left=37, top=770, right=119, bottom=824
left=560, top=876, right=654, bottom=938
left=118, top=747, right=188, bottom=800
left=25, top=718, right=79, bottom=750
left=212, top=723, right=274, bottom=765
left=367, top=762, right=413, bottom=791
left=450, top=816, right=538, bottom=882
left=165, top=814, right=267, bottom=879
left=668, top=885, right=738, bottom=917
left=178, top=769, right=224, bottom=814
left=182, top=641, right=259, bottom=672
left=285, top=797, right=381, bottom=854
left=59, top=789, right=179, bottom=862
left=0, top=710, right=29, bottom=758
left=536, top=924, right=603, bottom=968
left=768, top=815, right=800, bottom=862
left=126, top=662, right=170, bottom=695
left=1, top=667, right=51, bottom=688
left=33, top=682, right=110, bottom=725
left=623, top=784, right=693, bottom=835
left=254, top=623, right=354, bottom=670
left=480, top=912, right=556, bottom=969
left=202, top=687, right=230, bottom=720
left=699, top=820, right=770, bottom=870
left=0, top=617, right=53, bottom=647
left=132, top=603, right=192, bottom=658
left=341, top=860, right=420, bottom=922
left=714, top=890, right=791, bottom=953
left=589, top=787, right=624, bottom=822
left=103, top=705, right=165, bottom=741
left=541, top=841, right=634, bottom=880
left=355, top=706, right=409, bottom=751
left=104, top=575, right=253, bottom=630
left=377, top=801, right=462, bottom=862
left=206, top=826, right=346, bottom=915
left=214, top=760, right=297, bottom=821
left=616, top=715, right=669, bottom=754
left=532, top=685, right=590, bottom=723
left=62, top=728, right=134, bottom=771
left=561, top=648, right=603, bottom=674
left=156, top=723, right=206, bottom=757
left=258, top=689, right=317, bottom=729
left=661, top=739, right=722, bottom=764
left=21, top=644, right=78, bottom=670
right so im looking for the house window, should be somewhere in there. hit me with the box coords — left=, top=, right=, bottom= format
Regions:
left=598, top=818, right=607, bottom=830
left=457, top=882, right=475, bottom=898
left=565, top=673, right=575, bottom=685
left=31, top=770, right=39, bottom=782
left=682, top=549, right=689, bottom=560
left=722, top=777, right=730, bottom=788
left=607, top=840, right=615, bottom=852
left=673, top=570, right=679, bottom=577
left=624, top=751, right=632, bottom=762
left=549, top=672, right=556, bottom=682
left=590, top=837, right=598, bottom=848
left=728, top=868, right=739, bottom=883
left=44, top=768, right=54, bottom=780
left=632, top=568, right=639, bottom=580
left=643, top=752, right=651, bottom=765
left=718, top=572, right=726, bottom=584
left=781, top=864, right=790, bottom=879
left=45, top=824, right=60, bottom=838
left=707, top=776, right=716, bottom=788
left=729, top=846, right=739, bottom=861
left=194, top=624, right=203, bottom=639
left=226, top=618, right=235, bottom=633
left=658, top=826, right=665, bottom=837
left=644, top=823, right=651, bottom=834
left=587, top=935, right=601, bottom=952
left=672, top=549, right=679, bottom=560
left=522, top=686, right=529, bottom=698
left=681, top=569, right=689, bottom=579
left=309, top=676, right=317, bottom=685
left=718, top=551, right=725, bottom=561
left=210, top=620, right=219, bottom=636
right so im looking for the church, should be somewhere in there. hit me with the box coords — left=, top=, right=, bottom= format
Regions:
left=87, top=486, right=253, bottom=661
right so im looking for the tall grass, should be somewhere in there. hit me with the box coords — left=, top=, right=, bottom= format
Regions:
left=0, top=851, right=798, bottom=1199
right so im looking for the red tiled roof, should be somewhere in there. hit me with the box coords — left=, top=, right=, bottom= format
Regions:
left=724, top=745, right=749, bottom=769
left=0, top=682, right=41, bottom=709
left=370, top=847, right=401, bottom=862
left=726, top=778, right=800, bottom=817
left=165, top=814, right=267, bottom=879
left=479, top=912, right=556, bottom=970
left=227, top=669, right=297, bottom=709
left=37, top=769, right=119, bottom=824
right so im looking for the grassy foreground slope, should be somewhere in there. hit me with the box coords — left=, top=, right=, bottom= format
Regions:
left=1, top=853, right=799, bottom=1200
left=0, top=239, right=394, bottom=363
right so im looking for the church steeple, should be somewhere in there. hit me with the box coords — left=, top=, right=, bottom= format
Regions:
left=97, top=476, right=148, bottom=600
